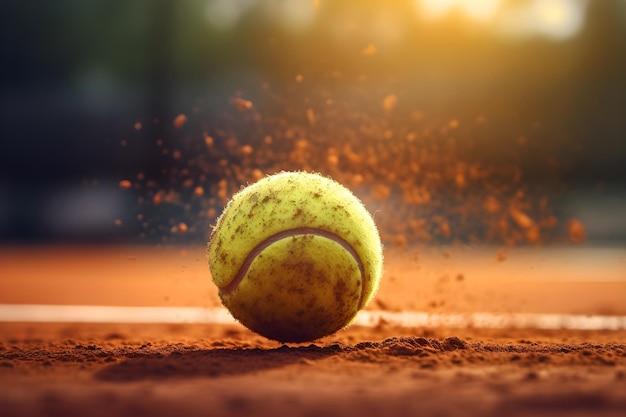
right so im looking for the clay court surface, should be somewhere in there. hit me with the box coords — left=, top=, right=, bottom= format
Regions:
left=1, top=245, right=625, bottom=416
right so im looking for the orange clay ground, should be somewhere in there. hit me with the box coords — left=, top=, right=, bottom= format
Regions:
left=1, top=245, right=625, bottom=417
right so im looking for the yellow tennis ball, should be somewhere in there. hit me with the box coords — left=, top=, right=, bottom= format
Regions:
left=207, top=171, right=383, bottom=343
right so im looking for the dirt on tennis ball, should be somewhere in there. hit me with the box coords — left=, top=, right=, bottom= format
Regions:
left=207, top=171, right=383, bottom=343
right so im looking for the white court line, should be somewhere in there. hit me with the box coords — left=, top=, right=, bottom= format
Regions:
left=352, top=311, right=626, bottom=330
left=1, top=304, right=625, bottom=330
left=0, top=305, right=237, bottom=325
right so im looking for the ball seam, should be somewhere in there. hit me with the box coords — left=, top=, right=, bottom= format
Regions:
left=218, top=227, right=367, bottom=308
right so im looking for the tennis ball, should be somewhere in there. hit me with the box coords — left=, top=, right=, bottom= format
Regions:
left=207, top=171, right=383, bottom=343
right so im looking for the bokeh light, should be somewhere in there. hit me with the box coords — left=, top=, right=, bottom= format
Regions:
left=261, top=0, right=317, bottom=33
left=497, top=0, right=589, bottom=40
left=206, top=0, right=258, bottom=31
left=418, top=0, right=501, bottom=23
left=530, top=0, right=589, bottom=40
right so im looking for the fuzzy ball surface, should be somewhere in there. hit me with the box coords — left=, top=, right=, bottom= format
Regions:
left=207, top=171, right=383, bottom=343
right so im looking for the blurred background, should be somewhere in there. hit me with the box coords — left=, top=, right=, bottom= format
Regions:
left=1, top=0, right=625, bottom=246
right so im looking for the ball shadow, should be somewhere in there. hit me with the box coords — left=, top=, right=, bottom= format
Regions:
left=95, top=344, right=342, bottom=382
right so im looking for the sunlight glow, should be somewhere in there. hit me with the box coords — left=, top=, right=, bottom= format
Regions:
left=206, top=0, right=591, bottom=41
